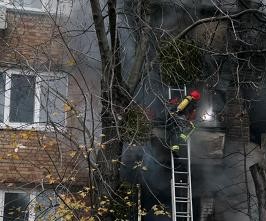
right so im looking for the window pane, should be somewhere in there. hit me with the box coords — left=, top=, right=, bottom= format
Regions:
left=0, top=73, right=5, bottom=122
left=23, top=0, right=42, bottom=9
left=11, top=0, right=42, bottom=9
left=10, top=75, right=36, bottom=123
left=3, top=193, right=30, bottom=221
left=40, top=74, right=67, bottom=125
left=35, top=191, right=59, bottom=220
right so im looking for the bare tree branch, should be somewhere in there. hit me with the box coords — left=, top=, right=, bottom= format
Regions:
left=176, top=8, right=266, bottom=39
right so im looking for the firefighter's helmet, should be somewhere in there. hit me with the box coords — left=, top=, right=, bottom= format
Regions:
left=190, top=90, right=201, bottom=101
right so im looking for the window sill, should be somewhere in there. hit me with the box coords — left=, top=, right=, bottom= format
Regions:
left=0, top=123, right=65, bottom=133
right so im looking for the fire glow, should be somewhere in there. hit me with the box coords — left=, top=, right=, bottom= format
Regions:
left=202, top=108, right=213, bottom=121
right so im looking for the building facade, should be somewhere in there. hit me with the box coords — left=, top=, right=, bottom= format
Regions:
left=0, top=2, right=91, bottom=220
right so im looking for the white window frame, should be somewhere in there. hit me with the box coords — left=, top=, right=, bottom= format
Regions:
left=3, top=70, right=41, bottom=129
left=0, top=69, right=67, bottom=131
left=0, top=190, right=36, bottom=221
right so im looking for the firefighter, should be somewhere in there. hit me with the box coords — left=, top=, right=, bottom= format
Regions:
left=169, top=90, right=201, bottom=120
left=168, top=90, right=201, bottom=152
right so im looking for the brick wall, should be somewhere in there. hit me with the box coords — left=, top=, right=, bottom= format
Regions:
left=0, top=9, right=90, bottom=187
left=0, top=9, right=65, bottom=68
left=226, top=88, right=250, bottom=143
left=200, top=198, right=214, bottom=221
left=0, top=129, right=89, bottom=186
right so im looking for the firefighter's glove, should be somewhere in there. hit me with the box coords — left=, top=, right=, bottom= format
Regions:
left=171, top=145, right=180, bottom=152
left=180, top=133, right=188, bottom=141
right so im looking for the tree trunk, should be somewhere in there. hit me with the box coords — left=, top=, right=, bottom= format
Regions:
left=127, top=0, right=151, bottom=94
left=250, top=163, right=266, bottom=221
left=89, top=1, right=151, bottom=220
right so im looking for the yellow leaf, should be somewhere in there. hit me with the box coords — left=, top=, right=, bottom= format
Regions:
left=64, top=103, right=72, bottom=112
left=154, top=210, right=165, bottom=216
left=126, top=201, right=132, bottom=207
left=79, top=191, right=87, bottom=198
left=100, top=200, right=106, bottom=205
left=69, top=151, right=76, bottom=158
left=66, top=58, right=76, bottom=66
left=65, top=213, right=73, bottom=220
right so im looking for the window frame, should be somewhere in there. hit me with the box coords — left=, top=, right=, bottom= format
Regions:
left=0, top=190, right=36, bottom=221
left=3, top=70, right=41, bottom=129
left=0, top=0, right=71, bottom=14
left=0, top=69, right=68, bottom=131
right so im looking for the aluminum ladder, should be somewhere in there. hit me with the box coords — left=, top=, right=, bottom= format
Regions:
left=168, top=86, right=193, bottom=221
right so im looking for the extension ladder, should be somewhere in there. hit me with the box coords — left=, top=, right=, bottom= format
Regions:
left=168, top=86, right=193, bottom=221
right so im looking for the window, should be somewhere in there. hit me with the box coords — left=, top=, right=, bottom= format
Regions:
left=9, top=75, right=36, bottom=123
left=3, top=193, right=29, bottom=221
left=0, top=70, right=68, bottom=130
left=11, top=0, right=42, bottom=10
left=34, top=191, right=59, bottom=220
left=0, top=0, right=71, bottom=13
left=0, top=191, right=35, bottom=221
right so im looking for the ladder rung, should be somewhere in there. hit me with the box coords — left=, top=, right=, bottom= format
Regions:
left=176, top=197, right=190, bottom=200
left=175, top=182, right=188, bottom=185
left=175, top=171, right=188, bottom=174
left=174, top=157, right=188, bottom=160
left=176, top=212, right=190, bottom=214
left=176, top=215, right=191, bottom=218
left=175, top=185, right=189, bottom=188
left=170, top=89, right=185, bottom=91
left=176, top=200, right=190, bottom=203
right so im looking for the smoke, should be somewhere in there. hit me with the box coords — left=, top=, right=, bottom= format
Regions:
left=65, top=1, right=265, bottom=221
left=190, top=130, right=263, bottom=221
left=120, top=136, right=172, bottom=221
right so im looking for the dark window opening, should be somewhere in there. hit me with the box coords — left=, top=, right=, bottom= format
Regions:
left=10, top=75, right=36, bottom=123
left=3, top=192, right=30, bottom=221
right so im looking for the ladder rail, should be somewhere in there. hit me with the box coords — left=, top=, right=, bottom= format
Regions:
left=187, top=138, right=193, bottom=221
left=168, top=85, right=187, bottom=100
left=171, top=141, right=193, bottom=221
left=171, top=151, right=177, bottom=221
left=169, top=85, right=193, bottom=221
